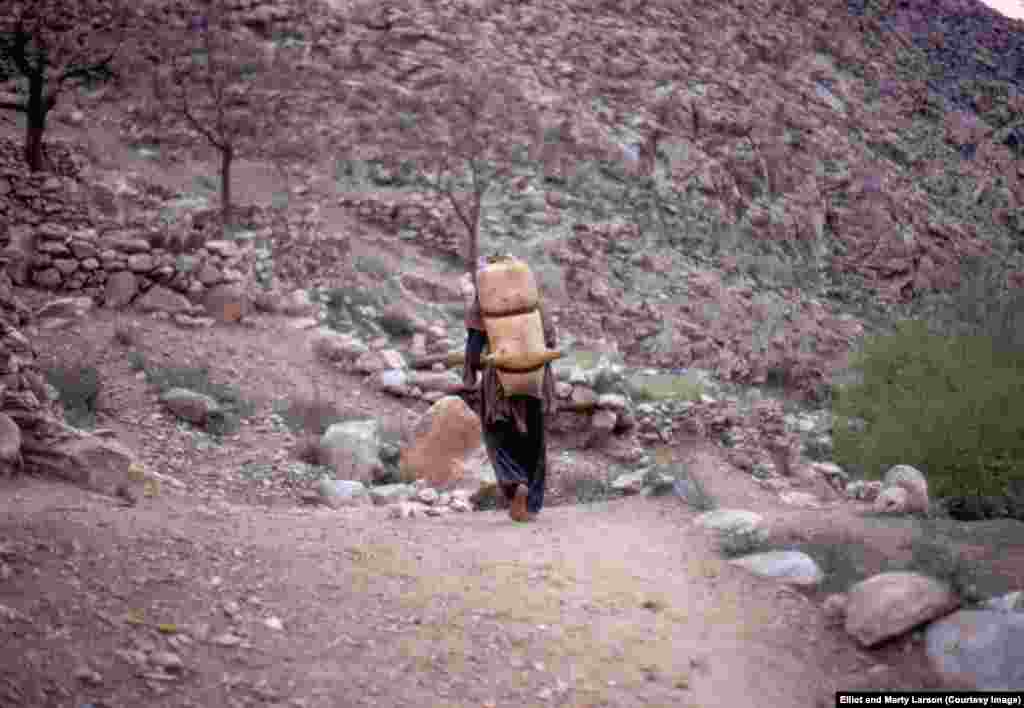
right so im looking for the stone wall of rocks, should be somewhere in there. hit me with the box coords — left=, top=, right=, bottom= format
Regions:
left=20, top=223, right=256, bottom=310
left=1, top=138, right=256, bottom=317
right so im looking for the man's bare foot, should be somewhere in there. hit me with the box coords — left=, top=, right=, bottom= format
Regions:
left=509, top=484, right=530, bottom=522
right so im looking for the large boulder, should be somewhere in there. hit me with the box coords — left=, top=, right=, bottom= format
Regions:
left=320, top=419, right=382, bottom=483
left=925, top=610, right=1024, bottom=690
left=21, top=428, right=143, bottom=501
left=845, top=572, right=960, bottom=648
left=399, top=396, right=482, bottom=489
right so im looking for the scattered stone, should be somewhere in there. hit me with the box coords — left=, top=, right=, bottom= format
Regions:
left=73, top=666, right=102, bottom=685
left=610, top=470, right=646, bottom=495
left=416, top=487, right=440, bottom=505
left=811, top=461, right=848, bottom=491
left=450, top=498, right=473, bottom=513
left=369, top=483, right=413, bottom=506
left=844, top=480, right=882, bottom=502
left=845, top=572, right=960, bottom=648
left=149, top=651, right=184, bottom=673
left=317, top=478, right=370, bottom=509
left=597, top=393, right=628, bottom=410
left=263, top=616, right=284, bottom=631
left=160, top=388, right=221, bottom=425
left=778, top=491, right=821, bottom=508
left=375, top=369, right=410, bottom=396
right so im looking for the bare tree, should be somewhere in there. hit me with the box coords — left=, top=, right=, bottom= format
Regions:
left=363, top=58, right=543, bottom=276
left=0, top=0, right=129, bottom=171
left=145, top=0, right=313, bottom=227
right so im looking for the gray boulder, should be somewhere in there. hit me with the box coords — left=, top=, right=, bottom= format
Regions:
left=925, top=610, right=1024, bottom=690
left=320, top=419, right=382, bottom=482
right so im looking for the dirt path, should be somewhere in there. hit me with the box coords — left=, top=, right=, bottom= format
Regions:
left=1, top=294, right=986, bottom=707
left=1, top=473, right=885, bottom=708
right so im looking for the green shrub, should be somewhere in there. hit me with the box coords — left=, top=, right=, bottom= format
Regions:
left=354, top=254, right=391, bottom=279
left=668, top=466, right=718, bottom=511
left=905, top=529, right=981, bottom=602
left=273, top=393, right=341, bottom=436
left=573, top=477, right=615, bottom=504
left=832, top=319, right=1024, bottom=499
left=378, top=311, right=415, bottom=338
left=132, top=353, right=254, bottom=436
left=44, top=363, right=102, bottom=430
left=717, top=529, right=770, bottom=558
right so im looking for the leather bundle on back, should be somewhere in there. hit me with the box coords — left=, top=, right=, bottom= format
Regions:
left=476, top=257, right=562, bottom=396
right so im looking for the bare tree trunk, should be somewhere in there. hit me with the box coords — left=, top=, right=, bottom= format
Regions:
left=25, top=77, right=47, bottom=173
left=220, top=144, right=234, bottom=227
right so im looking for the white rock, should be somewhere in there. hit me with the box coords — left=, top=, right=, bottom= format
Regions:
left=728, top=551, right=824, bottom=586
left=416, top=487, right=440, bottom=505
left=317, top=479, right=370, bottom=509
left=694, top=509, right=768, bottom=543
left=610, top=470, right=646, bottom=495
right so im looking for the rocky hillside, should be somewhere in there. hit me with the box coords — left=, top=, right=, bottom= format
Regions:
left=4, top=0, right=1024, bottom=444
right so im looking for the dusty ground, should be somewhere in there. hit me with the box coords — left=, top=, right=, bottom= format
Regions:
left=3, top=298, right=1010, bottom=708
